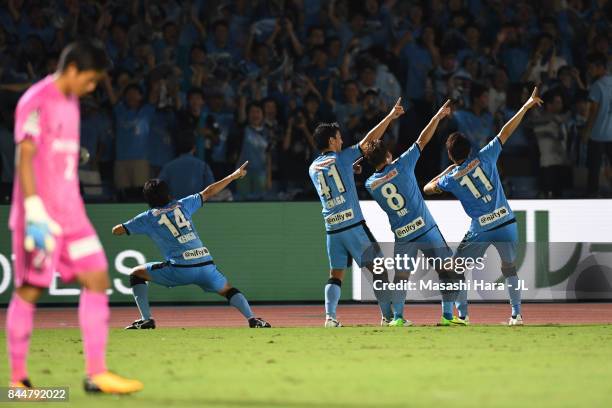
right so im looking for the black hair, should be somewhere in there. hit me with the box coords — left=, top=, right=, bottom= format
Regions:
left=446, top=132, right=472, bottom=163
left=211, top=19, right=229, bottom=31
left=304, top=92, right=321, bottom=104
left=363, top=139, right=389, bottom=168
left=586, top=52, right=607, bottom=69
left=542, top=88, right=562, bottom=106
left=57, top=40, right=111, bottom=72
left=143, top=179, right=171, bottom=208
left=124, top=83, right=143, bottom=95
left=187, top=87, right=205, bottom=99
left=313, top=122, right=341, bottom=151
left=176, top=131, right=196, bottom=155
left=470, top=82, right=488, bottom=104
left=247, top=101, right=263, bottom=114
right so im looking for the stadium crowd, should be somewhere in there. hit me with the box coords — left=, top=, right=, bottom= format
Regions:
left=0, top=0, right=610, bottom=203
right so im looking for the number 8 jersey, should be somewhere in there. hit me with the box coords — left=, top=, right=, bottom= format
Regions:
left=309, top=144, right=365, bottom=232
left=121, top=194, right=213, bottom=265
left=365, top=144, right=437, bottom=241
left=438, top=137, right=514, bottom=233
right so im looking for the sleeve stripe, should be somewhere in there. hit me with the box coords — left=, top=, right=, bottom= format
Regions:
left=122, top=224, right=131, bottom=235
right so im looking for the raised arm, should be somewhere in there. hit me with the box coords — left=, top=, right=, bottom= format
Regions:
left=200, top=161, right=248, bottom=201
left=416, top=99, right=452, bottom=150
left=358, top=97, right=404, bottom=151
left=497, top=86, right=542, bottom=145
left=423, top=164, right=457, bottom=195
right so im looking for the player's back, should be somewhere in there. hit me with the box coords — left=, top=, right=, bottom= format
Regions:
left=123, top=194, right=213, bottom=265
left=309, top=145, right=364, bottom=231
left=9, top=75, right=84, bottom=233
left=438, top=137, right=513, bottom=232
left=366, top=144, right=436, bottom=241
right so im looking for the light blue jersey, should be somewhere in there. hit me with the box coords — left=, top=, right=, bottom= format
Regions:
left=438, top=137, right=514, bottom=233
left=309, top=144, right=365, bottom=232
left=122, top=193, right=213, bottom=265
left=365, top=144, right=437, bottom=241
left=588, top=74, right=612, bottom=142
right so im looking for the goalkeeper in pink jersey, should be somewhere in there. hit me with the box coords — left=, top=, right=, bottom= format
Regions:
left=6, top=40, right=143, bottom=394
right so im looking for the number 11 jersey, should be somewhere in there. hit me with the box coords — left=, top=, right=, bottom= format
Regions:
left=438, top=137, right=514, bottom=233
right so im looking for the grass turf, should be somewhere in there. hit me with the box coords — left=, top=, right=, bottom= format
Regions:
left=1, top=325, right=612, bottom=407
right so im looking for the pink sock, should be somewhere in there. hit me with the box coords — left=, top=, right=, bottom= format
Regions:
left=79, top=290, right=109, bottom=377
left=6, top=293, right=35, bottom=382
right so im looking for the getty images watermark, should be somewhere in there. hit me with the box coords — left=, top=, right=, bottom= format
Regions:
left=368, top=253, right=528, bottom=292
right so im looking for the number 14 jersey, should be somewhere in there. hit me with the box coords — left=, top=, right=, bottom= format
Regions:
left=122, top=194, right=213, bottom=265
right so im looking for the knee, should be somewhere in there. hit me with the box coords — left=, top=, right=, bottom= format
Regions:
left=79, top=271, right=110, bottom=292
left=501, top=263, right=517, bottom=278
left=15, top=285, right=44, bottom=303
left=129, top=273, right=147, bottom=287
left=329, top=269, right=344, bottom=281
left=223, top=287, right=241, bottom=301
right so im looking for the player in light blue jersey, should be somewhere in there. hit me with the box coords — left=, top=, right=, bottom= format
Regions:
left=425, top=87, right=543, bottom=326
left=364, top=100, right=466, bottom=326
left=309, top=99, right=405, bottom=327
left=112, top=162, right=271, bottom=329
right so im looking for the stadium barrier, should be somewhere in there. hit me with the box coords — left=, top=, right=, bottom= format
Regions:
left=0, top=200, right=611, bottom=305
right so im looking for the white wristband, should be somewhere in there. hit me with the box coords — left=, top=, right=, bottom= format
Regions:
left=24, top=195, right=46, bottom=220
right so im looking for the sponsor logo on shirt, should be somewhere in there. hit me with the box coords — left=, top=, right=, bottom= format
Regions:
left=313, top=158, right=336, bottom=170
left=178, top=232, right=197, bottom=243
left=453, top=159, right=481, bottom=179
left=479, top=206, right=509, bottom=226
left=182, top=246, right=210, bottom=260
left=326, top=209, right=354, bottom=226
left=152, top=203, right=180, bottom=217
left=394, top=216, right=425, bottom=238
left=370, top=169, right=399, bottom=190
left=51, top=139, right=80, bottom=153
left=22, top=109, right=41, bottom=137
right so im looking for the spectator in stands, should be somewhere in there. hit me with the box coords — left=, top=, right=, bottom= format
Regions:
left=450, top=82, right=494, bottom=150
left=109, top=82, right=155, bottom=201
left=529, top=89, right=572, bottom=198
left=0, top=0, right=609, bottom=201
left=232, top=101, right=271, bottom=200
left=583, top=52, right=612, bottom=197
left=159, top=132, right=214, bottom=200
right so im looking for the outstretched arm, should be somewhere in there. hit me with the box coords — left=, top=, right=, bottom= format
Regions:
left=358, top=97, right=404, bottom=151
left=423, top=164, right=457, bottom=195
left=200, top=161, right=248, bottom=201
left=416, top=99, right=452, bottom=150
left=497, top=86, right=542, bottom=145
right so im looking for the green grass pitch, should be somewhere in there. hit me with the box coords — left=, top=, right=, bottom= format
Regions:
left=2, top=326, right=612, bottom=407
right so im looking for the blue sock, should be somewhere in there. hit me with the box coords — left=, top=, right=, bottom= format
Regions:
left=373, top=287, right=393, bottom=320
left=325, top=280, right=342, bottom=318
left=391, top=289, right=407, bottom=320
left=505, top=275, right=522, bottom=316
left=440, top=279, right=457, bottom=320
left=229, top=292, right=254, bottom=319
left=455, top=288, right=468, bottom=318
left=132, top=283, right=152, bottom=320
